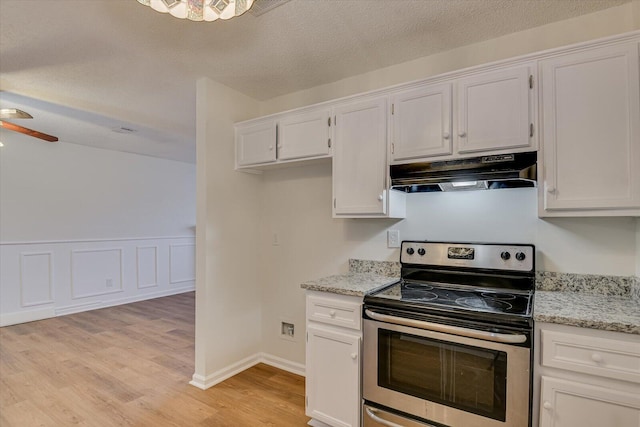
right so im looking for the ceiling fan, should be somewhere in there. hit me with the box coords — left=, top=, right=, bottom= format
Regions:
left=0, top=108, right=59, bottom=142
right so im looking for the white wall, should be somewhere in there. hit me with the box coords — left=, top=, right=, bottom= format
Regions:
left=0, top=130, right=196, bottom=325
left=255, top=5, right=640, bottom=367
left=191, top=78, right=265, bottom=389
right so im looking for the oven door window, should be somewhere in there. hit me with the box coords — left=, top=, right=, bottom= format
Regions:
left=378, top=329, right=507, bottom=421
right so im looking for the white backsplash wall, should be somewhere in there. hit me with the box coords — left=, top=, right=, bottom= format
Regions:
left=259, top=163, right=638, bottom=366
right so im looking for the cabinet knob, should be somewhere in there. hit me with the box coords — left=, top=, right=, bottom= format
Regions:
left=547, top=186, right=557, bottom=194
left=329, top=310, right=336, bottom=318
left=443, top=132, right=450, bottom=140
left=378, top=194, right=384, bottom=201
left=268, top=145, right=274, bottom=151
left=458, top=131, right=466, bottom=137
left=591, top=353, right=603, bottom=363
left=543, top=401, right=552, bottom=411
left=350, top=353, right=358, bottom=360
left=277, top=144, right=283, bottom=149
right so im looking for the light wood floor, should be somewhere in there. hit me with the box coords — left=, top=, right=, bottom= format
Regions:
left=0, top=292, right=310, bottom=426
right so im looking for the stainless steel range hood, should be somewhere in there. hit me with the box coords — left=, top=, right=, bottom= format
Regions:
left=390, top=152, right=537, bottom=193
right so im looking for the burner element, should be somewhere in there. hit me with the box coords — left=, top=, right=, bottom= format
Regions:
left=404, top=283, right=434, bottom=291
left=481, top=292, right=517, bottom=300
left=456, top=297, right=513, bottom=311
left=401, top=290, right=438, bottom=302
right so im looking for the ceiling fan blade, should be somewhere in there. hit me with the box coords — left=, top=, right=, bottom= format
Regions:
left=0, top=120, right=58, bottom=142
left=0, top=108, right=33, bottom=119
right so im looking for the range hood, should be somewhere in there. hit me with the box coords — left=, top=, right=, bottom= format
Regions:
left=390, top=151, right=537, bottom=193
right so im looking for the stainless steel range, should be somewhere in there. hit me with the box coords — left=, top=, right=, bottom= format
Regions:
left=363, top=241, right=535, bottom=427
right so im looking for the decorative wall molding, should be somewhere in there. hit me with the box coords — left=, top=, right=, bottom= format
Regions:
left=0, top=235, right=195, bottom=246
left=19, top=251, right=54, bottom=307
left=1, top=236, right=195, bottom=326
left=70, top=248, right=124, bottom=299
left=169, top=243, right=196, bottom=284
left=136, top=245, right=159, bottom=289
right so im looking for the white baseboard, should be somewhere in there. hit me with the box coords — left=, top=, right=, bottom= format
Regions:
left=0, top=306, right=56, bottom=327
left=189, top=353, right=262, bottom=390
left=189, top=352, right=305, bottom=390
left=0, top=285, right=194, bottom=327
left=260, top=352, right=306, bottom=377
left=55, top=284, right=195, bottom=316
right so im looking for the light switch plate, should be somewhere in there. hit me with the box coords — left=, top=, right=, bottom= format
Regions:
left=387, top=230, right=400, bottom=248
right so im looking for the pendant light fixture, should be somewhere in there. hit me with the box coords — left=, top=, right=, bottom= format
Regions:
left=137, top=0, right=255, bottom=22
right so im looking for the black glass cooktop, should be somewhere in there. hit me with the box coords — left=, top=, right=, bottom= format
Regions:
left=369, top=280, right=533, bottom=317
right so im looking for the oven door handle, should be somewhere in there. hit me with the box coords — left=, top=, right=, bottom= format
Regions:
left=365, top=309, right=527, bottom=344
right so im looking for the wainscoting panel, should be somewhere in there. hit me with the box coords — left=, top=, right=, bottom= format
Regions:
left=169, top=243, right=196, bottom=285
left=20, top=252, right=54, bottom=307
left=71, top=248, right=123, bottom=299
left=0, top=236, right=195, bottom=326
left=137, top=246, right=158, bottom=289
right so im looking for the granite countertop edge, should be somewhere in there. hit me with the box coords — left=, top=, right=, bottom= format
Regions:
left=300, top=259, right=639, bottom=334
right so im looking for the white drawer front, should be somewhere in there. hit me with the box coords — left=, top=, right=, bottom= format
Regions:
left=541, top=329, right=640, bottom=383
left=307, top=295, right=361, bottom=331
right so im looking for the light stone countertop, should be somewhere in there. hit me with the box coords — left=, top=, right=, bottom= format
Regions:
left=300, top=272, right=398, bottom=297
left=534, top=291, right=640, bottom=335
left=301, top=259, right=640, bottom=335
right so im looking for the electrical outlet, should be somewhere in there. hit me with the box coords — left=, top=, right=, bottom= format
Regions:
left=272, top=232, right=280, bottom=246
left=387, top=230, right=400, bottom=248
left=106, top=278, right=114, bottom=288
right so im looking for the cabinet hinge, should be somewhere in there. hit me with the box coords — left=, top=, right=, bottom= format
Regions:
left=391, top=103, right=394, bottom=115
left=328, top=117, right=331, bottom=127
left=333, top=198, right=336, bottom=209
left=305, top=396, right=308, bottom=407
left=391, top=143, right=394, bottom=154
left=334, top=116, right=336, bottom=126
left=306, top=331, right=308, bottom=342
left=530, top=123, right=534, bottom=138
left=328, top=138, right=332, bottom=148
left=529, top=75, right=534, bottom=89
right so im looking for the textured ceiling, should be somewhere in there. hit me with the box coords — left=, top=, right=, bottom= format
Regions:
left=0, top=0, right=630, bottom=163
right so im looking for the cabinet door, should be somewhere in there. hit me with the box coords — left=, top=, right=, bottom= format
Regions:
left=278, top=109, right=331, bottom=161
left=306, top=325, right=361, bottom=427
left=236, top=121, right=277, bottom=166
left=333, top=97, right=387, bottom=216
left=539, top=376, right=640, bottom=427
left=390, top=83, right=452, bottom=161
left=457, top=66, right=532, bottom=154
left=540, top=43, right=640, bottom=212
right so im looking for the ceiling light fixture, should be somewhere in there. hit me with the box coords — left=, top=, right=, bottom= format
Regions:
left=137, top=0, right=254, bottom=21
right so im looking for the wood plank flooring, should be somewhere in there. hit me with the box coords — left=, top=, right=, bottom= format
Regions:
left=0, top=292, right=310, bottom=426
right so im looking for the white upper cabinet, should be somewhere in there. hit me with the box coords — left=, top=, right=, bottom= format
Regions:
left=278, top=108, right=332, bottom=161
left=390, top=83, right=453, bottom=161
left=539, top=42, right=640, bottom=216
left=457, top=66, right=534, bottom=154
left=235, top=120, right=277, bottom=167
left=333, top=97, right=389, bottom=217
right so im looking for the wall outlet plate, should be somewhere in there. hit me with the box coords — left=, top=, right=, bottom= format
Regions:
left=387, top=230, right=400, bottom=248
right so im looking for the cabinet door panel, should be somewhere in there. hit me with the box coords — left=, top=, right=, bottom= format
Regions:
left=457, top=66, right=532, bottom=153
left=539, top=376, right=640, bottom=427
left=278, top=109, right=331, bottom=161
left=541, top=43, right=640, bottom=212
left=306, top=325, right=361, bottom=427
left=236, top=121, right=277, bottom=166
left=333, top=98, right=387, bottom=216
left=391, top=83, right=452, bottom=161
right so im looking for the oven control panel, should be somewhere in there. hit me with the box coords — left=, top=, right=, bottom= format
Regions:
left=400, top=241, right=534, bottom=272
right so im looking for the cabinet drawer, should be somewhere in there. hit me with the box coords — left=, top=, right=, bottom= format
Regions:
left=307, top=295, right=361, bottom=331
left=541, top=329, right=640, bottom=383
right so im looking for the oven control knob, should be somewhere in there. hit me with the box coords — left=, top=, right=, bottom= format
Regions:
left=515, top=252, right=526, bottom=261
left=500, top=251, right=511, bottom=261
left=417, top=248, right=426, bottom=256
left=406, top=247, right=415, bottom=255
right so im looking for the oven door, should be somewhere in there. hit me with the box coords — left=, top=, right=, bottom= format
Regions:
left=363, top=311, right=531, bottom=427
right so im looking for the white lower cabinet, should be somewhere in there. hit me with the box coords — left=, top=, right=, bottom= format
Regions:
left=305, top=292, right=362, bottom=427
left=536, top=323, right=640, bottom=427
left=539, top=376, right=640, bottom=427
